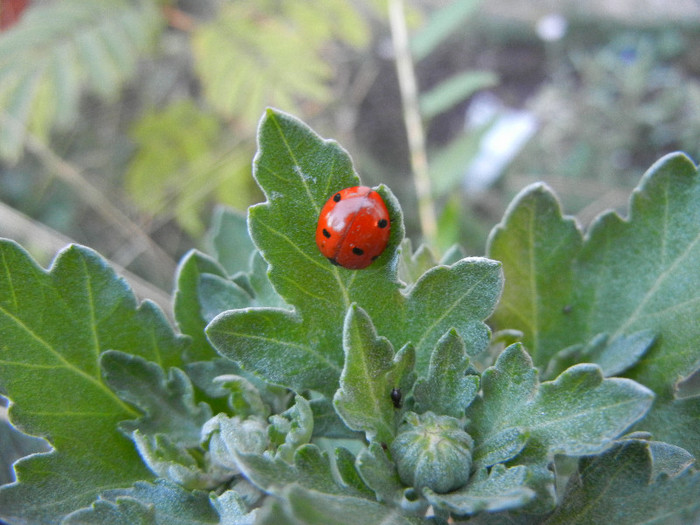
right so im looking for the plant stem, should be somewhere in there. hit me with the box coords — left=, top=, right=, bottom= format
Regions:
left=388, top=0, right=437, bottom=246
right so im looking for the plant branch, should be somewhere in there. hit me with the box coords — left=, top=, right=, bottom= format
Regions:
left=388, top=0, right=437, bottom=246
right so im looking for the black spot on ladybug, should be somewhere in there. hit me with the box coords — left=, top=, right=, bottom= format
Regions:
left=378, top=219, right=388, bottom=228
left=333, top=192, right=341, bottom=202
left=391, top=387, right=402, bottom=408
left=328, top=257, right=340, bottom=266
left=352, top=247, right=364, bottom=256
left=322, top=228, right=331, bottom=239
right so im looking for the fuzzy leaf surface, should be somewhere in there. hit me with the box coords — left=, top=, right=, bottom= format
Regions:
left=63, top=479, right=222, bottom=525
left=424, top=465, right=536, bottom=516
left=413, top=329, right=479, bottom=418
left=101, top=351, right=212, bottom=446
left=467, top=344, right=654, bottom=467
left=333, top=305, right=414, bottom=443
left=547, top=440, right=700, bottom=524
left=0, top=241, right=187, bottom=523
left=207, top=109, right=502, bottom=393
left=257, top=484, right=421, bottom=525
left=487, top=153, right=700, bottom=457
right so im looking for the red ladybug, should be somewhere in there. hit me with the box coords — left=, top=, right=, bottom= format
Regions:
left=316, top=186, right=391, bottom=269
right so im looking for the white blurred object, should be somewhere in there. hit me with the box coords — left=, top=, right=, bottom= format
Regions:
left=463, top=93, right=538, bottom=192
left=536, top=13, right=568, bottom=42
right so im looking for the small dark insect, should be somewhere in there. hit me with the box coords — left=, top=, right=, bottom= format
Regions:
left=390, top=387, right=402, bottom=409
left=562, top=305, right=573, bottom=314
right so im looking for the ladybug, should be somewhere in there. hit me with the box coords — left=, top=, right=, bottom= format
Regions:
left=315, top=186, right=391, bottom=269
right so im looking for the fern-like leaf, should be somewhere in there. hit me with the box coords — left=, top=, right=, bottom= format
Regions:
left=0, top=0, right=162, bottom=162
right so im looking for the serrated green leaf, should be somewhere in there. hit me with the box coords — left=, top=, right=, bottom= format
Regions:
left=334, top=447, right=374, bottom=497
left=0, top=407, right=50, bottom=485
left=467, top=344, right=654, bottom=468
left=214, top=374, right=268, bottom=418
left=413, top=329, right=479, bottom=418
left=487, top=153, right=700, bottom=457
left=333, top=305, right=414, bottom=443
left=100, top=351, right=212, bottom=446
left=0, top=0, right=161, bottom=161
left=63, top=479, right=221, bottom=525
left=258, top=484, right=421, bottom=525
left=208, top=109, right=503, bottom=393
left=355, top=441, right=406, bottom=505
left=396, top=238, right=438, bottom=288
left=424, top=464, right=536, bottom=516
left=231, top=444, right=347, bottom=498
left=270, top=395, right=314, bottom=463
left=547, top=440, right=700, bottom=525
left=487, top=183, right=583, bottom=368
left=210, top=489, right=258, bottom=525
left=0, top=241, right=187, bottom=523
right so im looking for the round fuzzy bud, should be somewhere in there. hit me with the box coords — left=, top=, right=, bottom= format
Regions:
left=390, top=411, right=473, bottom=494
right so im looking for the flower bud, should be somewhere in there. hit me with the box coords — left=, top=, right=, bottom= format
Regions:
left=390, top=411, right=473, bottom=493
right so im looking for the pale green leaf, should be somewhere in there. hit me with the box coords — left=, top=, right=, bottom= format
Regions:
left=100, top=351, right=212, bottom=446
left=63, top=479, right=221, bottom=525
left=487, top=152, right=700, bottom=457
left=174, top=250, right=229, bottom=362
left=467, top=344, right=654, bottom=466
left=355, top=441, right=406, bottom=505
left=333, top=305, right=414, bottom=443
left=547, top=440, right=700, bottom=524
left=413, top=329, right=479, bottom=418
left=487, top=183, right=583, bottom=368
left=424, top=465, right=536, bottom=516
left=257, top=484, right=421, bottom=525
left=0, top=241, right=186, bottom=523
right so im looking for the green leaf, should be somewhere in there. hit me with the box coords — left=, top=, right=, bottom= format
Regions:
left=355, top=441, right=406, bottom=505
left=207, top=109, right=503, bottom=393
left=174, top=250, right=229, bottom=362
left=467, top=344, right=654, bottom=467
left=424, top=465, right=536, bottom=516
left=206, top=206, right=257, bottom=276
left=0, top=0, right=161, bottom=162
left=231, top=444, right=347, bottom=498
left=420, top=71, right=498, bottom=120
left=101, top=351, right=212, bottom=446
left=63, top=479, right=222, bottom=525
left=257, top=484, right=421, bottom=525
left=192, top=3, right=331, bottom=127
left=413, top=329, right=479, bottom=418
left=487, top=183, right=583, bottom=368
left=0, top=241, right=187, bottom=523
left=545, top=330, right=656, bottom=380
left=333, top=305, right=414, bottom=443
left=487, top=152, right=700, bottom=457
left=547, top=440, right=700, bottom=524
left=270, top=395, right=314, bottom=463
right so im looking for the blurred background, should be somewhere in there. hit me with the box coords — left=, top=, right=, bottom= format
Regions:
left=1, top=0, right=699, bottom=306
